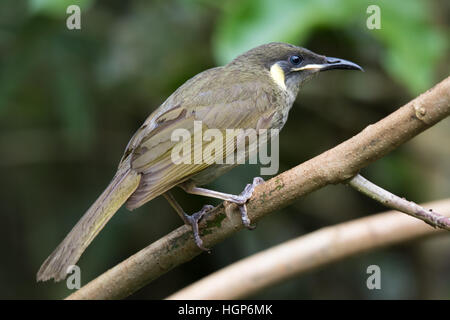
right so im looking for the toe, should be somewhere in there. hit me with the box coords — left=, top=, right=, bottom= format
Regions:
left=194, top=236, right=210, bottom=252
left=202, top=204, right=215, bottom=212
left=239, top=204, right=256, bottom=230
left=253, top=177, right=265, bottom=185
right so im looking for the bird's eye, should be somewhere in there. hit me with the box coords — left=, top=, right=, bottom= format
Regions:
left=289, top=55, right=302, bottom=65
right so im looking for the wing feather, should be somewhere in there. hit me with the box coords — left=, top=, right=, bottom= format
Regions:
left=124, top=68, right=279, bottom=209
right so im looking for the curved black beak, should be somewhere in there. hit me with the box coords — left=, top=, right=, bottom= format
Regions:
left=321, top=57, right=364, bottom=72
left=291, top=56, right=364, bottom=72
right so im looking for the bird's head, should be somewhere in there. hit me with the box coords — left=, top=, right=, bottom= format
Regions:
left=229, top=42, right=363, bottom=94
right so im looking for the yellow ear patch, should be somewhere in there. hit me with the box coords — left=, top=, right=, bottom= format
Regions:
left=269, top=63, right=286, bottom=90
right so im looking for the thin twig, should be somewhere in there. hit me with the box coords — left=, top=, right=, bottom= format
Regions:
left=348, top=174, right=450, bottom=230
left=66, top=76, right=450, bottom=300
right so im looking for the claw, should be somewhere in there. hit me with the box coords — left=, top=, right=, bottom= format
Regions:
left=239, top=204, right=256, bottom=230
left=178, top=177, right=265, bottom=245
left=230, top=177, right=264, bottom=229
left=183, top=205, right=214, bottom=252
left=252, top=177, right=265, bottom=185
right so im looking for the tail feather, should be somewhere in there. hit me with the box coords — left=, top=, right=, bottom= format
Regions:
left=37, top=166, right=141, bottom=282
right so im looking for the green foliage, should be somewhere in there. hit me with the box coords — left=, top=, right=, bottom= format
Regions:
left=29, top=0, right=93, bottom=18
left=373, top=1, right=447, bottom=95
left=213, top=0, right=448, bottom=95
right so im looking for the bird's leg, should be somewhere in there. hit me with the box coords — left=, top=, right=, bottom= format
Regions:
left=180, top=177, right=264, bottom=229
left=163, top=191, right=213, bottom=251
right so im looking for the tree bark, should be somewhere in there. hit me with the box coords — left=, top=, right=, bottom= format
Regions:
left=66, top=76, right=450, bottom=300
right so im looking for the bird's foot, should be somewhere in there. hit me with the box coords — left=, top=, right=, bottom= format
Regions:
left=183, top=204, right=214, bottom=251
left=228, top=177, right=265, bottom=229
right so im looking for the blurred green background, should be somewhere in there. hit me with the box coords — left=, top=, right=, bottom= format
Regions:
left=1, top=0, right=449, bottom=299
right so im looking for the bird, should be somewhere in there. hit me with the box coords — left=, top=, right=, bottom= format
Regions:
left=37, top=42, right=363, bottom=282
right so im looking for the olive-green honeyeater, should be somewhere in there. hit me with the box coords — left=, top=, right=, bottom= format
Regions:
left=37, top=42, right=362, bottom=282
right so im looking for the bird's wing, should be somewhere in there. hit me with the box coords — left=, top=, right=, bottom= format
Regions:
left=125, top=68, right=277, bottom=209
left=37, top=68, right=279, bottom=281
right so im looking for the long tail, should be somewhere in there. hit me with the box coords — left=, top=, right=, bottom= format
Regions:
left=37, top=165, right=141, bottom=282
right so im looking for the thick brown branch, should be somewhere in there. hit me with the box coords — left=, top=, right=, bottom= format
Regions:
left=66, top=76, right=450, bottom=300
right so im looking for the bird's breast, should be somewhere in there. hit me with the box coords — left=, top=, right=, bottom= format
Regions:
left=263, top=87, right=295, bottom=131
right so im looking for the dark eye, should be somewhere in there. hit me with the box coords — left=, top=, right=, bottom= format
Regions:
left=289, top=55, right=302, bottom=65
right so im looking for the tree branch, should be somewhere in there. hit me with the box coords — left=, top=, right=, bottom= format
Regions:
left=66, top=76, right=450, bottom=300
left=348, top=174, right=450, bottom=230
left=166, top=198, right=450, bottom=299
